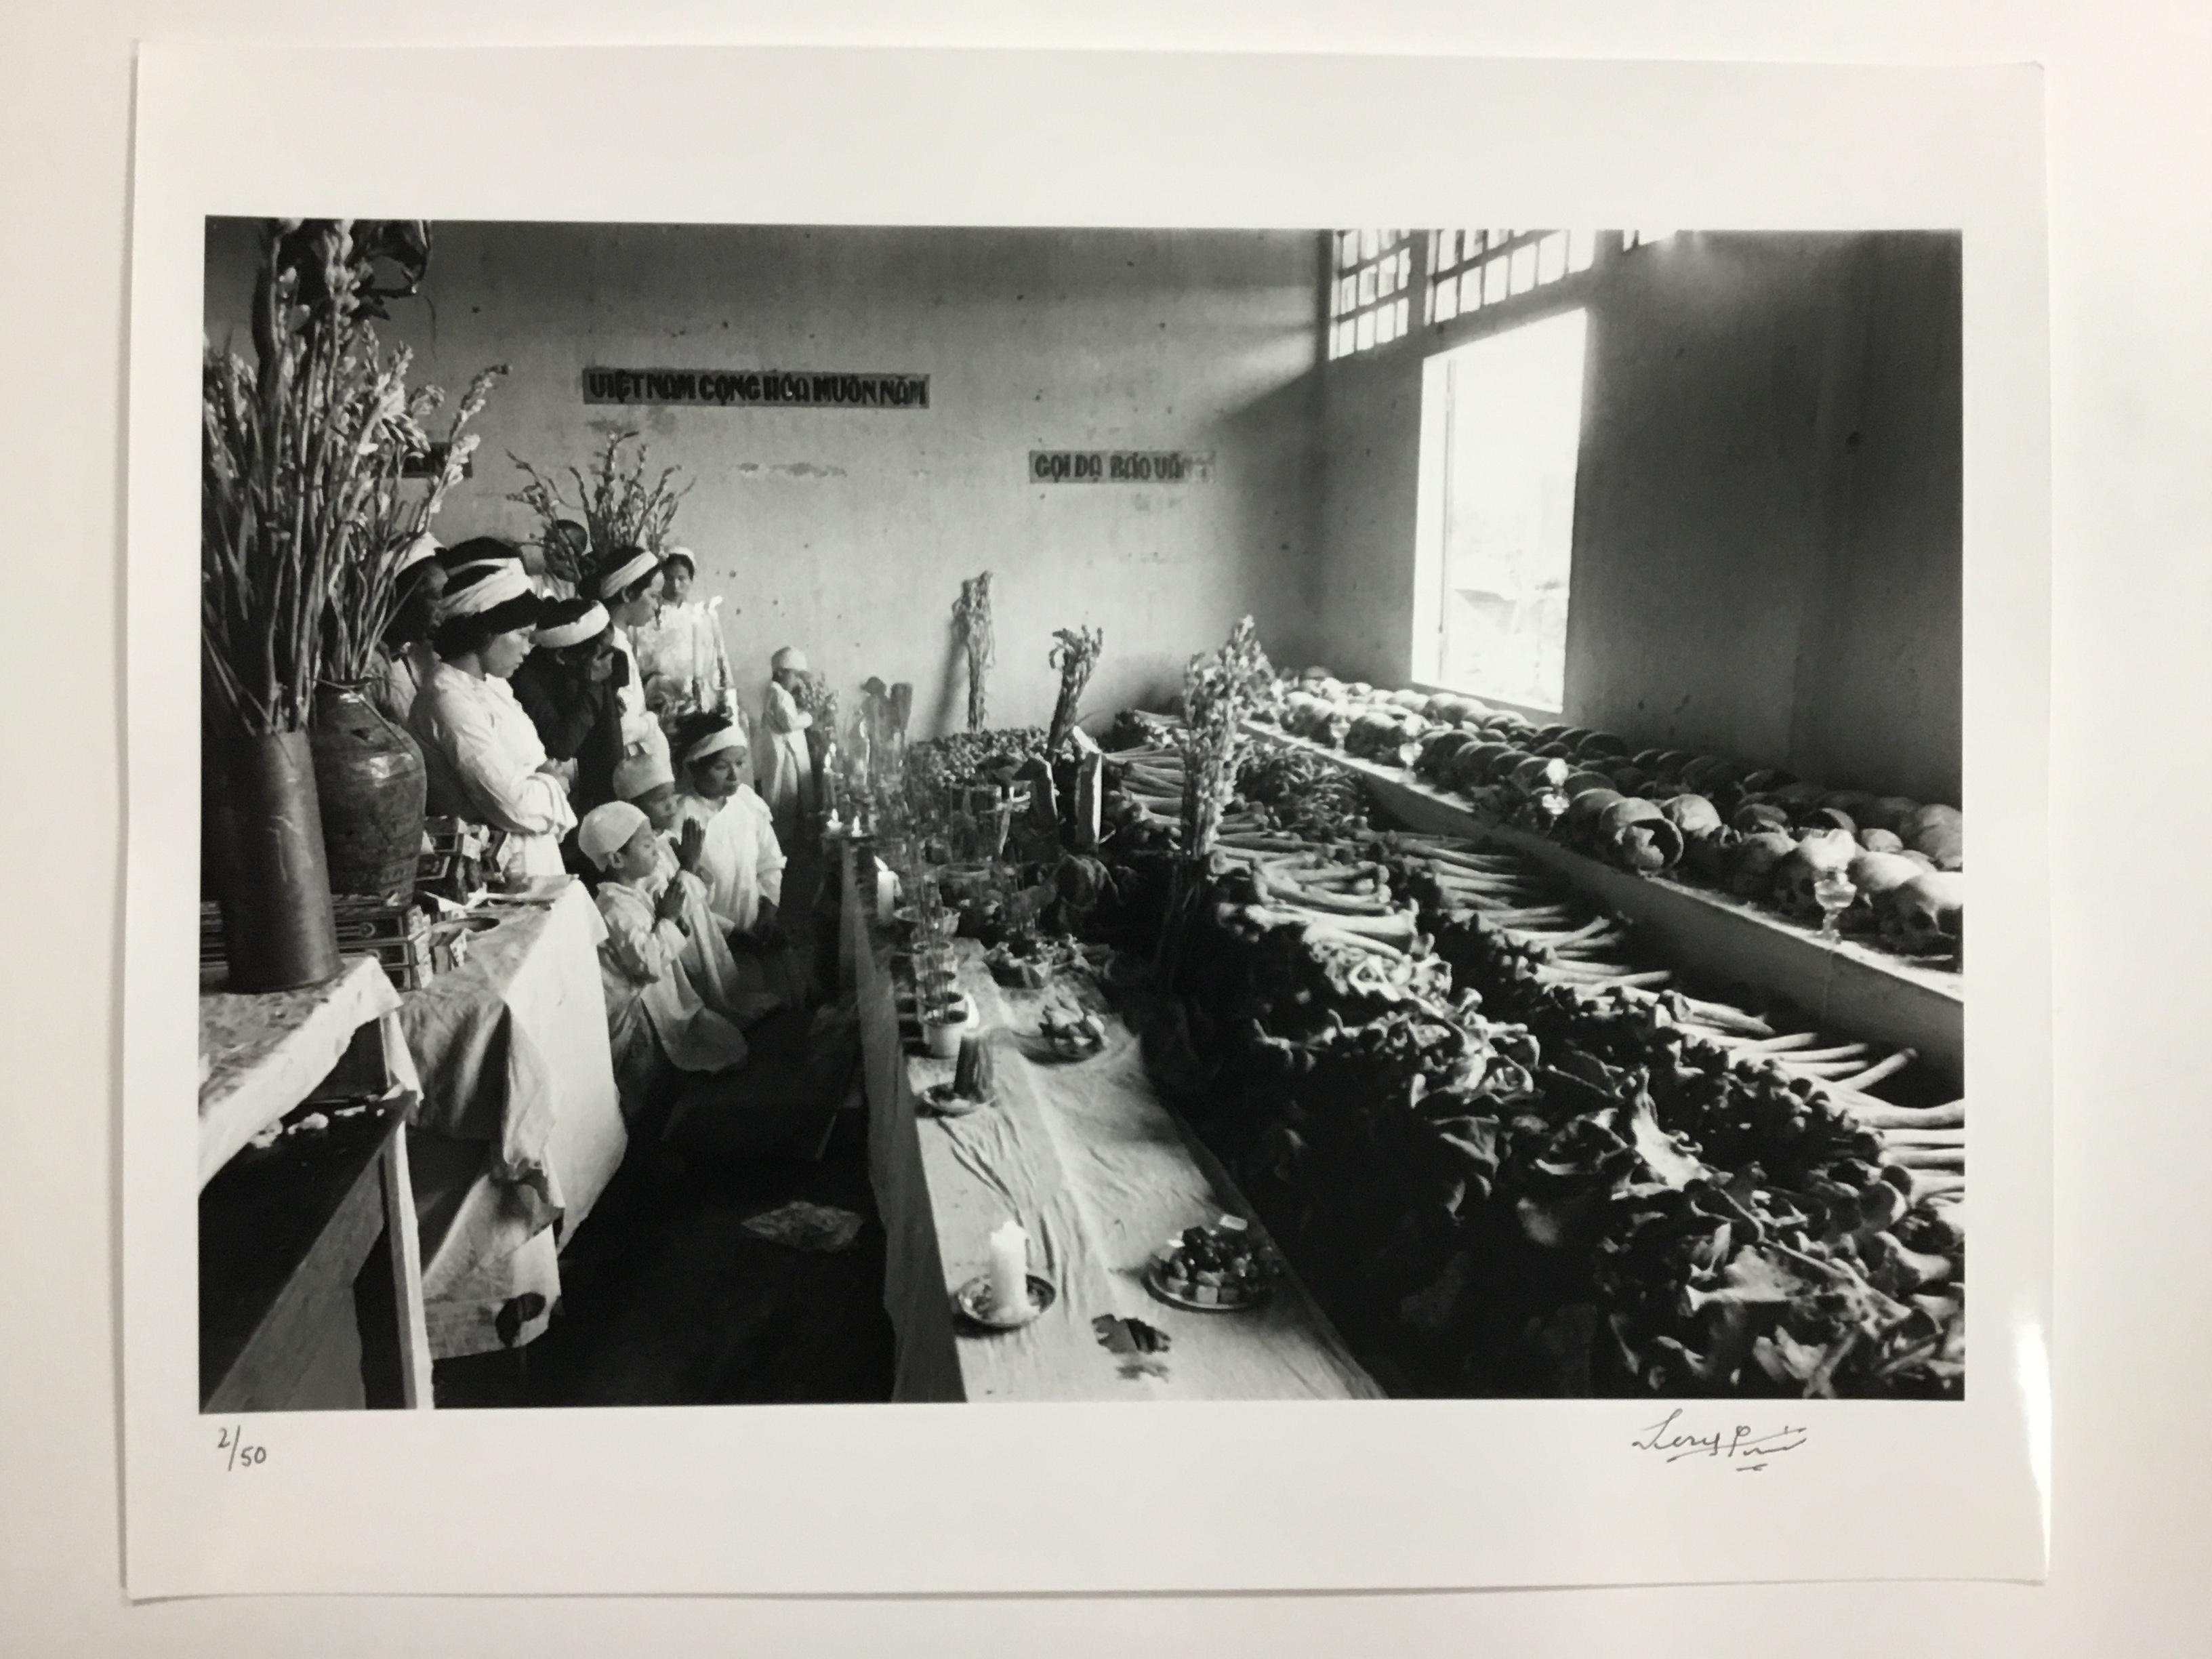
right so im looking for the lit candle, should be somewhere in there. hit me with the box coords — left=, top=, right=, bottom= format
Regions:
left=987, top=1220, right=1032, bottom=1320
left=875, top=865, right=898, bottom=924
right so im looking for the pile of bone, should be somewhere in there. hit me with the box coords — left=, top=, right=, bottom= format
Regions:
left=1257, top=670, right=1962, bottom=965
left=1100, top=723, right=1374, bottom=855
left=1374, top=832, right=1963, bottom=1204
left=1183, top=816, right=1963, bottom=1398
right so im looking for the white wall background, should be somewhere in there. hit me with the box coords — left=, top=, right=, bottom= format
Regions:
left=5, top=3, right=2205, bottom=1656
left=205, top=219, right=1325, bottom=737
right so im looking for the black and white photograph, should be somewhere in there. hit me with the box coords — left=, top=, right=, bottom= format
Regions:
left=193, top=215, right=1965, bottom=1414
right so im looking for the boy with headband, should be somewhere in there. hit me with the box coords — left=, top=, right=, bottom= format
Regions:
left=575, top=799, right=764, bottom=1109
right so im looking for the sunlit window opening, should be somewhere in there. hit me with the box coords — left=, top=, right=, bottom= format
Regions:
left=1422, top=308, right=1590, bottom=712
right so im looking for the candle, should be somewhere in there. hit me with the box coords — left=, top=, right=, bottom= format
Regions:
left=987, top=1220, right=1032, bottom=1320
left=954, top=1030, right=988, bottom=1097
left=874, top=865, right=898, bottom=923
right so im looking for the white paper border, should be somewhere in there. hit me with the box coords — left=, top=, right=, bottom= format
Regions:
left=124, top=43, right=2050, bottom=1597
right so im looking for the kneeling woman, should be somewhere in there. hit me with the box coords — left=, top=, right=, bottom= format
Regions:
left=406, top=557, right=575, bottom=880
left=669, top=712, right=787, bottom=945
left=576, top=800, right=761, bottom=1115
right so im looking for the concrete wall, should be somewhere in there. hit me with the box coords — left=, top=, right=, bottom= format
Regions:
left=204, top=220, right=1326, bottom=739
left=1311, top=232, right=1962, bottom=805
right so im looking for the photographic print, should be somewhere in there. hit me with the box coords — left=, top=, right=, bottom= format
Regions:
left=126, top=43, right=2046, bottom=1597
left=194, top=218, right=1964, bottom=1413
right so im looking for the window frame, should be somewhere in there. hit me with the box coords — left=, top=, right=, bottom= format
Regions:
left=1410, top=300, right=1595, bottom=719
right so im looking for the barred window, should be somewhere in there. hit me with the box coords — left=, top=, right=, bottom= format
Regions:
left=1326, top=229, right=1416, bottom=359
left=1424, top=230, right=1595, bottom=327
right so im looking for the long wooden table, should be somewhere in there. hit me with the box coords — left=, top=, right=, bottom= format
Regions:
left=842, top=842, right=1381, bottom=1404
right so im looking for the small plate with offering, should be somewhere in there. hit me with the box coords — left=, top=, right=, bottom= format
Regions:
left=1033, top=1004, right=1107, bottom=1061
left=1143, top=1216, right=1277, bottom=1312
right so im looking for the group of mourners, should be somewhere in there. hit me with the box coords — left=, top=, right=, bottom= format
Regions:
left=368, top=524, right=827, bottom=1118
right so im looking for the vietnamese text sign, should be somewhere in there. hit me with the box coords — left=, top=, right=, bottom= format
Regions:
left=582, top=367, right=930, bottom=409
left=1030, top=449, right=1214, bottom=484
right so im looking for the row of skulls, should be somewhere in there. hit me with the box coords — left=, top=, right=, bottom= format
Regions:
left=1265, top=672, right=1963, bottom=963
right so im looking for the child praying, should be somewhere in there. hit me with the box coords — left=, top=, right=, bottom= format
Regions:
left=577, top=800, right=775, bottom=1113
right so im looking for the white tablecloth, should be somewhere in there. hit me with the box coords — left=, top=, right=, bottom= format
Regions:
left=846, top=850, right=1381, bottom=1403
left=399, top=880, right=628, bottom=1357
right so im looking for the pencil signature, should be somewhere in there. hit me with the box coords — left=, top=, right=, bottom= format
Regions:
left=1629, top=1408, right=1809, bottom=1473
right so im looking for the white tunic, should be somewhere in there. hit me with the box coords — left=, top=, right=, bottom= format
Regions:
left=636, top=598, right=737, bottom=719
left=672, top=785, right=786, bottom=935
left=593, top=867, right=754, bottom=1078
left=405, top=662, right=577, bottom=878
left=758, top=680, right=816, bottom=834
left=609, top=624, right=673, bottom=773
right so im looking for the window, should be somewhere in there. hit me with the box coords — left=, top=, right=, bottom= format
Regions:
left=1327, top=229, right=1415, bottom=359
left=1423, top=229, right=1593, bottom=326
left=1415, top=309, right=1590, bottom=712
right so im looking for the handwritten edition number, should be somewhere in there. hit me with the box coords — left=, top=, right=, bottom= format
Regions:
left=216, top=1424, right=266, bottom=1471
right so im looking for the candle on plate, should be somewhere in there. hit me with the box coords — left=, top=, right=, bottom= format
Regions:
left=987, top=1219, right=1032, bottom=1320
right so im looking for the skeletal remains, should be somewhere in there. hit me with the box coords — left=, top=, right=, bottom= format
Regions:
left=1258, top=671, right=1963, bottom=962
left=1036, top=714, right=1967, bottom=1396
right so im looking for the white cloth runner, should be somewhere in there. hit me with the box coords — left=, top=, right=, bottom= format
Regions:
left=846, top=857, right=1381, bottom=1403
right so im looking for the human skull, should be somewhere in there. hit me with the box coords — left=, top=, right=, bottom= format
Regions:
left=1564, top=787, right=1627, bottom=848
left=1414, top=729, right=1475, bottom=781
left=1877, top=870, right=1964, bottom=958
left=1732, top=800, right=1793, bottom=836
left=1901, top=804, right=1963, bottom=871
left=1681, top=821, right=1741, bottom=883
left=1662, top=794, right=1724, bottom=838
left=1856, top=827, right=1904, bottom=854
left=1768, top=781, right=1829, bottom=820
left=1727, top=831, right=1797, bottom=898
left=1771, top=830, right=1860, bottom=918
left=1822, top=790, right=1879, bottom=821
left=1856, top=796, right=1923, bottom=834
left=1677, top=756, right=1728, bottom=794
left=1509, top=755, right=1572, bottom=798
left=1442, top=743, right=1502, bottom=792
left=1598, top=798, right=1686, bottom=872
left=1840, top=851, right=1926, bottom=930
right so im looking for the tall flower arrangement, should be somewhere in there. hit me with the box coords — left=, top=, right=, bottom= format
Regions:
left=1156, top=616, right=1275, bottom=985
left=1178, top=616, right=1275, bottom=860
left=201, top=218, right=495, bottom=729
left=1046, top=624, right=1104, bottom=753
left=508, top=430, right=693, bottom=581
left=319, top=364, right=508, bottom=685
